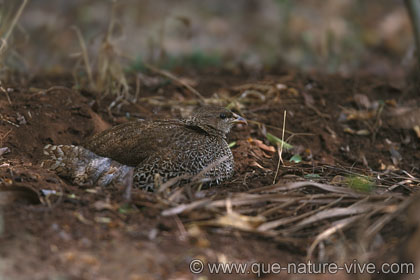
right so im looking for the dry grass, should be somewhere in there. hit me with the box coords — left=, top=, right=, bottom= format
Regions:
left=0, top=0, right=28, bottom=76
left=120, top=75, right=420, bottom=263
left=72, top=1, right=130, bottom=100
left=134, top=165, right=418, bottom=263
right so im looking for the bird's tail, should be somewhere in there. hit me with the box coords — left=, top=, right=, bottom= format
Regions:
left=42, top=144, right=133, bottom=187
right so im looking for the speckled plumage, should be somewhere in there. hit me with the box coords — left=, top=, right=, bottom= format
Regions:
left=42, top=106, right=246, bottom=190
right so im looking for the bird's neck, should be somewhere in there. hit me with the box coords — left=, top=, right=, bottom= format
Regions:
left=184, top=119, right=226, bottom=139
left=200, top=124, right=226, bottom=138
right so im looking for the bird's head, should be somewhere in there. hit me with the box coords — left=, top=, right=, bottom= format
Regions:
left=188, top=105, right=247, bottom=136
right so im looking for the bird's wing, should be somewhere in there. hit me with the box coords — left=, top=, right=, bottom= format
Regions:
left=82, top=120, right=184, bottom=166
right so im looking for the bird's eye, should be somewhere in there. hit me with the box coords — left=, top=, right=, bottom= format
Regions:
left=219, top=113, right=227, bottom=119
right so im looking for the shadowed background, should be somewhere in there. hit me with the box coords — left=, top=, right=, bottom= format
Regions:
left=2, top=0, right=413, bottom=77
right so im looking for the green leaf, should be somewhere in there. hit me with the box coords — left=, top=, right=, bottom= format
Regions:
left=304, top=174, right=321, bottom=179
left=345, top=175, right=375, bottom=192
left=289, top=154, right=302, bottom=163
left=266, top=132, right=293, bottom=150
left=118, top=203, right=132, bottom=214
left=228, top=141, right=237, bottom=148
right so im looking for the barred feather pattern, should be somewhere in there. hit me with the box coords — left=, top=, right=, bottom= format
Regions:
left=42, top=144, right=133, bottom=187
left=41, top=106, right=245, bottom=190
left=132, top=134, right=234, bottom=190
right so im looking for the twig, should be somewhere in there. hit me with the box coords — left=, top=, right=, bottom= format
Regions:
left=371, top=101, right=385, bottom=143
left=248, top=119, right=314, bottom=137
left=405, top=0, right=420, bottom=67
left=306, top=215, right=362, bottom=260
left=0, top=129, right=12, bottom=146
left=45, top=86, right=75, bottom=95
left=273, top=110, right=287, bottom=184
left=0, top=0, right=28, bottom=54
left=190, top=155, right=229, bottom=183
left=134, top=74, right=141, bottom=102
left=72, top=26, right=94, bottom=89
left=0, top=85, right=12, bottom=105
left=307, top=104, right=331, bottom=119
left=158, top=155, right=229, bottom=194
left=174, top=215, right=188, bottom=241
left=123, top=168, right=134, bottom=202
left=145, top=63, right=205, bottom=101
left=365, top=196, right=413, bottom=241
left=157, top=174, right=190, bottom=193
left=0, top=113, right=19, bottom=127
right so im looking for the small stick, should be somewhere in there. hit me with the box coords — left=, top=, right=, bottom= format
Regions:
left=45, top=86, right=75, bottom=94
left=158, top=155, right=228, bottom=194
left=0, top=0, right=28, bottom=54
left=0, top=86, right=12, bottom=105
left=0, top=114, right=19, bottom=127
left=273, top=110, right=287, bottom=184
left=145, top=63, right=205, bottom=101
left=0, top=129, right=12, bottom=146
left=123, top=169, right=134, bottom=202
left=72, top=26, right=94, bottom=89
left=405, top=0, right=420, bottom=67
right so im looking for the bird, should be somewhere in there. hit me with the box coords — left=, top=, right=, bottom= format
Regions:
left=42, top=105, right=247, bottom=191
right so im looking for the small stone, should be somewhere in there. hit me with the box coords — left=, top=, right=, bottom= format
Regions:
left=0, top=147, right=10, bottom=156
left=16, top=113, right=26, bottom=125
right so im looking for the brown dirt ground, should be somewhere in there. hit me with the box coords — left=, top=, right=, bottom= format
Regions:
left=0, top=69, right=419, bottom=279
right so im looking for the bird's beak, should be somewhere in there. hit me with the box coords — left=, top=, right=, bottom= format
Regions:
left=231, top=112, right=247, bottom=125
